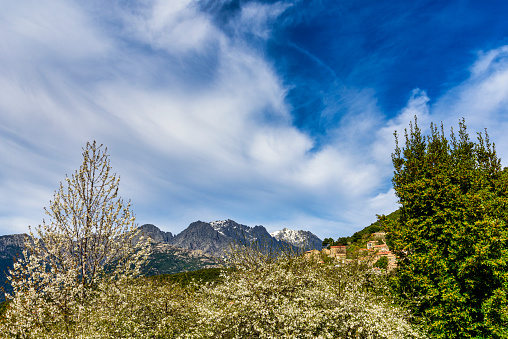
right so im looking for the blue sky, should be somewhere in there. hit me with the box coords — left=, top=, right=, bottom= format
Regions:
left=2, top=0, right=508, bottom=239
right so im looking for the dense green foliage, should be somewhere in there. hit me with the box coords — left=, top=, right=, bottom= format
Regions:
left=374, top=256, right=389, bottom=270
left=385, top=118, right=508, bottom=338
left=143, top=249, right=218, bottom=276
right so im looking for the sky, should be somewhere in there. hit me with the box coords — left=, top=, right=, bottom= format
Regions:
left=2, top=0, right=508, bottom=239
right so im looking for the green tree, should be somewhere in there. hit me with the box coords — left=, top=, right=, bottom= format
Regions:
left=385, top=117, right=508, bottom=338
left=374, top=256, right=389, bottom=270
left=322, top=237, right=335, bottom=249
left=2, top=142, right=150, bottom=337
left=335, top=236, right=348, bottom=246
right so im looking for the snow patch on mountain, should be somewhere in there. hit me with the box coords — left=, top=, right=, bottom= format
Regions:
left=270, top=228, right=323, bottom=250
left=209, top=220, right=228, bottom=236
left=209, top=219, right=257, bottom=241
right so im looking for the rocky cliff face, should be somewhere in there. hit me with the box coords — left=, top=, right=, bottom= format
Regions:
left=0, top=234, right=26, bottom=256
left=170, top=221, right=231, bottom=257
left=0, top=234, right=27, bottom=301
left=139, top=224, right=174, bottom=243
left=209, top=219, right=292, bottom=253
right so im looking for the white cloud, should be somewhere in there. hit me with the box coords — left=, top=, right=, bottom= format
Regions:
left=470, top=46, right=508, bottom=78
left=367, top=188, right=399, bottom=217
left=0, top=0, right=110, bottom=72
left=119, top=0, right=218, bottom=55
left=237, top=2, right=292, bottom=39
left=3, top=0, right=508, bottom=240
left=431, top=45, right=508, bottom=161
left=0, top=0, right=304, bottom=235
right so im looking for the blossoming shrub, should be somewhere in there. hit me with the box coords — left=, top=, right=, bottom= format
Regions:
left=77, top=278, right=199, bottom=338
left=1, top=245, right=428, bottom=338
left=0, top=278, right=192, bottom=338
left=187, top=246, right=427, bottom=339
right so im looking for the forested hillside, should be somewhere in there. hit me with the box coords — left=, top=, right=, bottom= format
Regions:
left=322, top=209, right=400, bottom=251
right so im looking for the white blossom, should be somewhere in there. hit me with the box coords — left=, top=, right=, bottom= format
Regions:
left=1, top=141, right=150, bottom=338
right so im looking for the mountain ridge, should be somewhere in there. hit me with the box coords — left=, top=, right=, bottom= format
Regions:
left=0, top=219, right=324, bottom=301
left=140, top=219, right=324, bottom=256
left=141, top=219, right=298, bottom=257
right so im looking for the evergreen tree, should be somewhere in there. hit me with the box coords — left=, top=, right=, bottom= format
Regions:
left=335, top=236, right=348, bottom=246
left=322, top=237, right=335, bottom=249
left=386, top=117, right=508, bottom=338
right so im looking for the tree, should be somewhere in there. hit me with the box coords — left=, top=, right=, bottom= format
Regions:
left=191, top=244, right=426, bottom=338
left=335, top=236, right=348, bottom=246
left=2, top=141, right=150, bottom=337
left=374, top=256, right=388, bottom=270
left=322, top=237, right=335, bottom=249
left=385, top=117, right=508, bottom=338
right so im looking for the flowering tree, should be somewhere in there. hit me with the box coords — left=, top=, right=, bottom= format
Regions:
left=22, top=245, right=427, bottom=338
left=188, top=245, right=427, bottom=339
left=1, top=141, right=149, bottom=337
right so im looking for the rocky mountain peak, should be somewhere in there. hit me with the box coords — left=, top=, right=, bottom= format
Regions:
left=0, top=234, right=27, bottom=253
left=139, top=224, right=173, bottom=243
left=270, top=228, right=322, bottom=251
left=136, top=220, right=320, bottom=257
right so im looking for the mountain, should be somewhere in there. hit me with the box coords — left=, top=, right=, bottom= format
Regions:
left=0, top=234, right=27, bottom=301
left=138, top=224, right=174, bottom=243
left=270, top=228, right=323, bottom=251
left=0, top=228, right=220, bottom=301
left=0, top=219, right=321, bottom=301
left=143, top=242, right=219, bottom=276
left=168, top=219, right=289, bottom=257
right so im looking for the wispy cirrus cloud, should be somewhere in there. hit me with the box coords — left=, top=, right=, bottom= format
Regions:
left=1, top=0, right=508, bottom=240
left=429, top=45, right=508, bottom=159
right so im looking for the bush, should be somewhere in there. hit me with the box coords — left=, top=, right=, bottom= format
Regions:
left=186, top=245, right=426, bottom=339
left=1, top=245, right=427, bottom=338
left=149, top=267, right=224, bottom=288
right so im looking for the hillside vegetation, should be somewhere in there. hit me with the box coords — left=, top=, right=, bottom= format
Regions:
left=322, top=209, right=400, bottom=255
left=0, top=246, right=427, bottom=338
